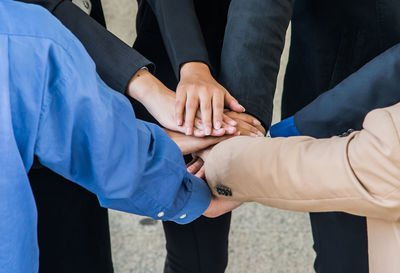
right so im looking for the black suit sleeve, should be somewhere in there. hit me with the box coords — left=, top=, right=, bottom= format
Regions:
left=218, top=0, right=294, bottom=128
left=294, top=43, right=400, bottom=138
left=145, top=0, right=211, bottom=78
left=18, top=0, right=153, bottom=93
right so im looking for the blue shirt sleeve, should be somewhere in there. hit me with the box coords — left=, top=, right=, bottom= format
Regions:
left=269, top=116, right=300, bottom=137
left=25, top=16, right=210, bottom=224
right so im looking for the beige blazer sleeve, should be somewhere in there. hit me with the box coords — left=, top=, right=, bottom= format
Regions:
left=205, top=102, right=400, bottom=222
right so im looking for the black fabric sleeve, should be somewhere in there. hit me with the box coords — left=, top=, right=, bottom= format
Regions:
left=18, top=0, right=154, bottom=93
left=294, top=43, right=400, bottom=138
left=218, top=0, right=294, bottom=129
left=145, top=0, right=212, bottom=79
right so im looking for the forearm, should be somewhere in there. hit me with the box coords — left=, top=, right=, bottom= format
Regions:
left=32, top=35, right=210, bottom=224
left=295, top=43, right=400, bottom=138
left=205, top=104, right=400, bottom=221
left=36, top=74, right=210, bottom=223
left=145, top=0, right=211, bottom=78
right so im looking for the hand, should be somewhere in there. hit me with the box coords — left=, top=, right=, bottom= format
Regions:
left=224, top=111, right=266, bottom=137
left=203, top=195, right=242, bottom=218
left=164, top=129, right=231, bottom=155
left=176, top=62, right=244, bottom=135
left=126, top=69, right=234, bottom=136
left=187, top=146, right=213, bottom=178
left=126, top=69, right=182, bottom=131
left=192, top=111, right=238, bottom=137
left=187, top=156, right=205, bottom=178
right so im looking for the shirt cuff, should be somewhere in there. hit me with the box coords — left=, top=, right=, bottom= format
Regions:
left=269, top=116, right=300, bottom=137
left=168, top=174, right=211, bottom=224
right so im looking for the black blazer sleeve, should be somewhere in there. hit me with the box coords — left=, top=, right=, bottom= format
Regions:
left=294, top=43, right=400, bottom=138
left=144, top=0, right=211, bottom=78
left=19, top=0, right=153, bottom=93
left=218, top=0, right=294, bottom=128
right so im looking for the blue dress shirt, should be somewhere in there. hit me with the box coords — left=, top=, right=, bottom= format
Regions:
left=0, top=1, right=210, bottom=272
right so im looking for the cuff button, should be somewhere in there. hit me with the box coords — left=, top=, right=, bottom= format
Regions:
left=179, top=214, right=187, bottom=219
left=157, top=212, right=164, bottom=218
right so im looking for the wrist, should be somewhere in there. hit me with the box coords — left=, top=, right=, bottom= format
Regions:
left=180, top=62, right=211, bottom=78
left=126, top=68, right=160, bottom=103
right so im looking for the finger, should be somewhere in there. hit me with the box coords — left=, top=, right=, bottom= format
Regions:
left=187, top=158, right=204, bottom=174
left=195, top=113, right=226, bottom=136
left=210, top=128, right=226, bottom=136
left=226, top=112, right=263, bottom=135
left=171, top=124, right=188, bottom=135
left=186, top=156, right=198, bottom=169
left=193, top=128, right=206, bottom=137
left=224, top=91, right=245, bottom=112
left=195, top=166, right=205, bottom=179
left=212, top=91, right=224, bottom=130
left=250, top=119, right=265, bottom=135
left=223, top=113, right=237, bottom=126
left=255, top=124, right=266, bottom=135
left=236, top=129, right=255, bottom=137
left=195, top=128, right=225, bottom=137
left=221, top=122, right=236, bottom=135
left=236, top=120, right=262, bottom=137
left=199, top=92, right=213, bottom=135
left=184, top=94, right=199, bottom=135
left=175, top=87, right=187, bottom=126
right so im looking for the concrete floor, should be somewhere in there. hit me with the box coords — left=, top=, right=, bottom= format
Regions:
left=101, top=1, right=315, bottom=272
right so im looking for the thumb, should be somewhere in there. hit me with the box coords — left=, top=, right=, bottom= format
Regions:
left=225, top=91, right=245, bottom=112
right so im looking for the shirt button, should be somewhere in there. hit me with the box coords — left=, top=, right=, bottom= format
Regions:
left=179, top=214, right=187, bottom=219
left=157, top=212, right=164, bottom=218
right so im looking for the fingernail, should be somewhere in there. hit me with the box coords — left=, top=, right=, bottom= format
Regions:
left=257, top=131, right=264, bottom=137
left=216, top=128, right=225, bottom=134
left=250, top=133, right=258, bottom=137
left=227, top=127, right=236, bottom=134
left=186, top=128, right=191, bottom=135
left=228, top=120, right=237, bottom=126
left=242, top=106, right=246, bottom=112
left=215, top=121, right=222, bottom=130
left=177, top=119, right=182, bottom=125
left=235, top=131, right=241, bottom=136
left=205, top=127, right=211, bottom=136
left=253, top=120, right=261, bottom=126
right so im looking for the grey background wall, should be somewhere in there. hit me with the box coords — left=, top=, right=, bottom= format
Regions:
left=101, top=1, right=315, bottom=272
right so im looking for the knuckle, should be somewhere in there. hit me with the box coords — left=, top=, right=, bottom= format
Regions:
left=199, top=88, right=211, bottom=98
left=213, top=87, right=223, bottom=94
left=214, top=101, right=224, bottom=109
left=176, top=99, right=184, bottom=106
left=188, top=84, right=197, bottom=91
left=187, top=100, right=198, bottom=108
left=202, top=103, right=212, bottom=111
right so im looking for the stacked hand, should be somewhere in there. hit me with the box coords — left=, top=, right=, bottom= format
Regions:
left=126, top=68, right=237, bottom=136
left=127, top=66, right=266, bottom=218
left=177, top=62, right=245, bottom=135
